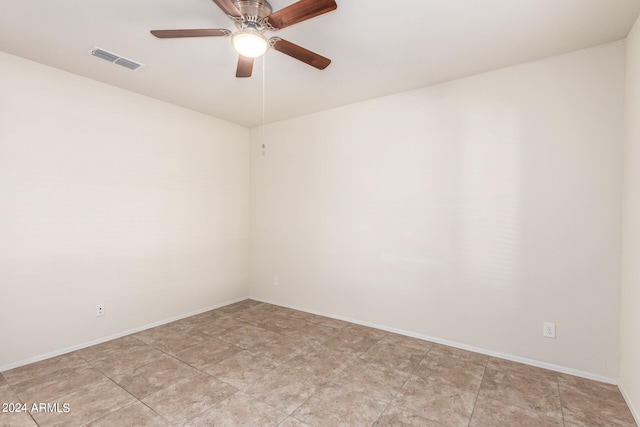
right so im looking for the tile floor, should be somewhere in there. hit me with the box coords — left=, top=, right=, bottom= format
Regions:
left=0, top=299, right=636, bottom=426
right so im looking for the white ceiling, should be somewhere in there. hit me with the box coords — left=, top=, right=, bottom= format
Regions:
left=1, top=0, right=639, bottom=127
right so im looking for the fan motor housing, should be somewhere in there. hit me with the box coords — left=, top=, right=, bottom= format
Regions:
left=235, top=0, right=272, bottom=20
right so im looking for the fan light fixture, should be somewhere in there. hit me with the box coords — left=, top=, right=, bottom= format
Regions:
left=150, top=0, right=337, bottom=77
left=232, top=28, right=269, bottom=58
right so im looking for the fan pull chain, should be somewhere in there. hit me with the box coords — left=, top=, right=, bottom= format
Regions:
left=261, top=54, right=266, bottom=156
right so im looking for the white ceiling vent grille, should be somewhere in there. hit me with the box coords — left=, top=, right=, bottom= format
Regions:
left=89, top=47, right=144, bottom=71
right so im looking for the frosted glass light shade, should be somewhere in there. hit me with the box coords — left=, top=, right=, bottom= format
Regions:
left=232, top=29, right=269, bottom=58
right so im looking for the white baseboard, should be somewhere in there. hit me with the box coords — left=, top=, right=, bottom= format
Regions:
left=619, top=382, right=640, bottom=425
left=251, top=296, right=618, bottom=385
left=0, top=296, right=249, bottom=373
left=3, top=295, right=620, bottom=388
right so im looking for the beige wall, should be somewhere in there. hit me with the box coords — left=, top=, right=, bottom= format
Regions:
left=620, top=15, right=640, bottom=422
left=0, top=52, right=251, bottom=369
left=250, top=42, right=625, bottom=380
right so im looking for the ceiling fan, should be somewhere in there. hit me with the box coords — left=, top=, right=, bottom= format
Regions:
left=150, top=0, right=337, bottom=78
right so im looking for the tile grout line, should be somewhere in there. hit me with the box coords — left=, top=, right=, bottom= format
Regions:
left=254, top=328, right=388, bottom=425
left=175, top=312, right=339, bottom=425
left=370, top=342, right=439, bottom=426
left=142, top=341, right=246, bottom=426
left=83, top=364, right=171, bottom=426
left=295, top=336, right=378, bottom=425
left=466, top=355, right=491, bottom=427
left=324, top=332, right=391, bottom=425
left=78, top=329, right=240, bottom=427
left=132, top=302, right=260, bottom=425
left=556, top=373, right=567, bottom=427
left=2, top=371, right=42, bottom=427
left=273, top=334, right=369, bottom=422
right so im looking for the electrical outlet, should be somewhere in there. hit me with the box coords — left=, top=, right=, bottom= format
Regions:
left=96, top=304, right=105, bottom=317
left=543, top=322, right=555, bottom=338
left=273, top=276, right=278, bottom=287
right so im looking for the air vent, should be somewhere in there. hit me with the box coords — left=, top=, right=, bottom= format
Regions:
left=89, top=47, right=144, bottom=71
left=113, top=58, right=140, bottom=70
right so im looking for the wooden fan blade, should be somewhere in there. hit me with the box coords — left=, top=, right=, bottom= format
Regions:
left=150, top=29, right=231, bottom=38
left=236, top=55, right=254, bottom=78
left=271, top=38, right=331, bottom=70
left=211, top=0, right=243, bottom=18
left=267, top=0, right=337, bottom=29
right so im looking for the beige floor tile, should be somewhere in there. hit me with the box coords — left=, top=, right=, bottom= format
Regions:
left=2, top=354, right=89, bottom=387
left=136, top=320, right=194, bottom=336
left=172, top=336, right=241, bottom=369
left=227, top=303, right=276, bottom=320
left=373, top=405, right=444, bottom=426
left=111, top=354, right=200, bottom=399
left=203, top=302, right=251, bottom=317
left=213, top=299, right=264, bottom=316
left=171, top=310, right=221, bottom=328
left=75, top=336, right=148, bottom=362
left=377, top=333, right=434, bottom=352
left=203, top=350, right=278, bottom=389
left=313, top=316, right=351, bottom=330
left=245, top=313, right=304, bottom=334
left=249, top=334, right=311, bottom=363
left=321, top=329, right=381, bottom=355
left=479, top=367, right=562, bottom=418
left=234, top=307, right=279, bottom=325
left=360, top=342, right=427, bottom=373
left=12, top=367, right=107, bottom=403
left=185, top=391, right=287, bottom=426
left=88, top=344, right=167, bottom=378
left=141, top=372, right=236, bottom=425
left=194, top=316, right=246, bottom=337
left=319, top=323, right=386, bottom=354
left=558, top=373, right=627, bottom=404
left=478, top=367, right=562, bottom=419
left=282, top=322, right=341, bottom=345
left=231, top=298, right=264, bottom=309
left=332, top=359, right=410, bottom=402
left=29, top=377, right=136, bottom=427
left=559, top=383, right=637, bottom=426
left=0, top=383, right=38, bottom=427
left=393, top=374, right=477, bottom=427
left=284, top=345, right=357, bottom=381
left=428, top=344, right=489, bottom=366
left=217, top=325, right=281, bottom=349
left=133, top=325, right=210, bottom=356
left=268, top=306, right=301, bottom=317
left=279, top=417, right=312, bottom=427
left=486, top=357, right=557, bottom=382
left=245, top=365, right=327, bottom=413
left=342, top=324, right=388, bottom=340
left=0, top=382, right=14, bottom=400
left=286, top=310, right=326, bottom=324
left=292, top=383, right=387, bottom=426
left=415, top=352, right=485, bottom=392
left=0, top=410, right=39, bottom=427
left=87, top=401, right=169, bottom=426
left=469, top=395, right=564, bottom=427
